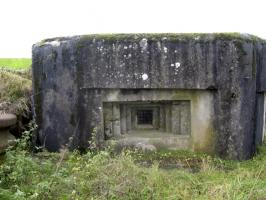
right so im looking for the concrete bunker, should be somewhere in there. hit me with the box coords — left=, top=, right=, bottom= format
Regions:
left=32, top=33, right=266, bottom=160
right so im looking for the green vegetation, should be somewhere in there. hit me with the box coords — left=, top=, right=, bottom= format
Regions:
left=0, top=65, right=31, bottom=114
left=0, top=71, right=31, bottom=103
left=41, top=33, right=266, bottom=46
left=0, top=58, right=31, bottom=70
left=0, top=127, right=265, bottom=200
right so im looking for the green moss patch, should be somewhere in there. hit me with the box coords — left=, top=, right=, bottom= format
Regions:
left=39, top=33, right=266, bottom=46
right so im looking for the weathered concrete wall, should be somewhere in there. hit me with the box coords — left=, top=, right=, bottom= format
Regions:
left=32, top=33, right=266, bottom=160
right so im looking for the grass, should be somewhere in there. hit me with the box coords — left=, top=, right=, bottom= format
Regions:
left=0, top=59, right=31, bottom=114
left=0, top=71, right=31, bottom=103
left=0, top=132, right=265, bottom=200
left=0, top=58, right=31, bottom=70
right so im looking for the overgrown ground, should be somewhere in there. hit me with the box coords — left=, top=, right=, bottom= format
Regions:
left=0, top=134, right=265, bottom=200
left=0, top=59, right=265, bottom=200
left=0, top=58, right=31, bottom=114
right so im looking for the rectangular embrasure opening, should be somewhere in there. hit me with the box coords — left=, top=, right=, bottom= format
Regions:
left=103, top=100, right=191, bottom=137
left=137, top=109, right=153, bottom=125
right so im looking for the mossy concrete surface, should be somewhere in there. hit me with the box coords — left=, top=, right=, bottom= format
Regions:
left=38, top=33, right=266, bottom=44
left=32, top=33, right=266, bottom=160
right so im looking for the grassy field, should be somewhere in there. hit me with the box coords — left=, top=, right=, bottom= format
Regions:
left=0, top=58, right=31, bottom=70
left=0, top=135, right=265, bottom=200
